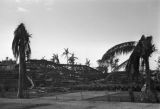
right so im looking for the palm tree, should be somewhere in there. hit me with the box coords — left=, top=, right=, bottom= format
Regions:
left=97, top=59, right=109, bottom=73
left=51, top=53, right=60, bottom=64
left=68, top=53, right=78, bottom=65
left=85, top=58, right=90, bottom=66
left=41, top=56, right=46, bottom=60
left=101, top=35, right=157, bottom=102
left=12, top=23, right=31, bottom=98
left=62, top=48, right=70, bottom=64
left=106, top=56, right=119, bottom=72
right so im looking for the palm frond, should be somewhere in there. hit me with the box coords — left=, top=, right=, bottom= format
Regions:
left=12, top=23, right=31, bottom=61
left=26, top=43, right=31, bottom=60
left=12, top=33, right=20, bottom=60
left=102, top=41, right=136, bottom=61
left=62, top=48, right=69, bottom=56
left=113, top=59, right=129, bottom=71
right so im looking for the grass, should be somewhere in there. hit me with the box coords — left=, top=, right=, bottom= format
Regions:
left=0, top=91, right=66, bottom=99
left=86, top=91, right=160, bottom=103
left=0, top=103, right=51, bottom=109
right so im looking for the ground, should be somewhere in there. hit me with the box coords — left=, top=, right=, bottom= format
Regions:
left=0, top=91, right=160, bottom=109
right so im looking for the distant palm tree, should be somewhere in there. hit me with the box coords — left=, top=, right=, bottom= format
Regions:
left=41, top=56, right=46, bottom=60
left=101, top=35, right=157, bottom=102
left=12, top=23, right=31, bottom=98
left=62, top=48, right=70, bottom=64
left=110, top=58, right=119, bottom=72
left=51, top=53, right=60, bottom=64
left=68, top=53, right=78, bottom=65
left=97, top=59, right=109, bottom=73
left=85, top=58, right=90, bottom=67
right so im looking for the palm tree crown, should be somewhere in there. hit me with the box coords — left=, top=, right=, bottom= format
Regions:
left=12, top=23, right=31, bottom=61
left=62, top=48, right=70, bottom=64
left=68, top=53, right=78, bottom=65
left=51, top=53, right=60, bottom=64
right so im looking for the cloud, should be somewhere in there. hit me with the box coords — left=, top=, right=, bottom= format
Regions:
left=17, top=7, right=29, bottom=12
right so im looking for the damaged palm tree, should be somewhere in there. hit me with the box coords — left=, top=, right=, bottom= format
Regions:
left=139, top=36, right=159, bottom=102
left=125, top=36, right=146, bottom=102
left=101, top=35, right=158, bottom=102
left=12, top=23, right=32, bottom=98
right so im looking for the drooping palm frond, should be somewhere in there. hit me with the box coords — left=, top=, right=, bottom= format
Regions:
left=12, top=23, right=31, bottom=61
left=102, top=41, right=136, bottom=61
left=68, top=53, right=78, bottom=65
left=25, top=43, right=31, bottom=60
left=51, top=53, right=60, bottom=64
left=12, top=34, right=20, bottom=60
left=145, top=36, right=156, bottom=56
left=25, top=36, right=31, bottom=60
left=113, top=59, right=129, bottom=71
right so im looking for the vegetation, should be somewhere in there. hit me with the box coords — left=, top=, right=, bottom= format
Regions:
left=62, top=48, right=70, bottom=64
left=101, top=35, right=158, bottom=102
left=51, top=53, right=60, bottom=64
left=68, top=53, right=78, bottom=65
left=12, top=23, right=31, bottom=98
left=0, top=22, right=159, bottom=103
left=85, top=58, right=90, bottom=67
left=156, top=56, right=160, bottom=70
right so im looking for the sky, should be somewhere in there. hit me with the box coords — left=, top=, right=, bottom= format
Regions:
left=0, top=0, right=160, bottom=69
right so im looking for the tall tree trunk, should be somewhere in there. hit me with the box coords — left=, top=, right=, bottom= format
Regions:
left=145, top=58, right=151, bottom=90
left=128, top=64, right=134, bottom=102
left=17, top=42, right=25, bottom=98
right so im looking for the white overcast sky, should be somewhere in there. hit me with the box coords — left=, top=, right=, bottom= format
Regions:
left=0, top=0, right=160, bottom=68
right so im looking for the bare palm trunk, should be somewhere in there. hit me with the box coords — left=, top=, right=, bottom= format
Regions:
left=145, top=58, right=151, bottom=90
left=128, top=64, right=134, bottom=102
left=17, top=42, right=25, bottom=98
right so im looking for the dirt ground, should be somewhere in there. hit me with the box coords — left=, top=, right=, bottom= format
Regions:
left=0, top=91, right=160, bottom=109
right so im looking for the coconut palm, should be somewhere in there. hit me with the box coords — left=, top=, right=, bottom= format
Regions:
left=41, top=56, right=46, bottom=60
left=107, top=56, right=119, bottom=72
left=85, top=58, right=90, bottom=66
left=62, top=48, right=70, bottom=64
left=97, top=59, right=109, bottom=73
left=68, top=53, right=78, bottom=65
left=101, top=35, right=157, bottom=102
left=51, top=53, right=60, bottom=64
left=12, top=23, right=31, bottom=98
